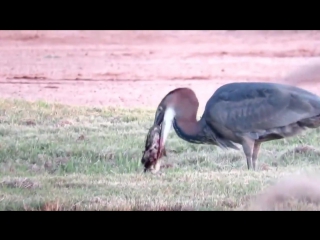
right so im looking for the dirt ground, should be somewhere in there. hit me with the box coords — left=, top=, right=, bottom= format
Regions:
left=1, top=30, right=320, bottom=112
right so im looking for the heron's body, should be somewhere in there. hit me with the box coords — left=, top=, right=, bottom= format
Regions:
left=203, top=82, right=320, bottom=144
left=153, top=82, right=320, bottom=170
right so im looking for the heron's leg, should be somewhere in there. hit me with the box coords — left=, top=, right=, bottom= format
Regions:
left=241, top=139, right=254, bottom=170
left=252, top=141, right=261, bottom=170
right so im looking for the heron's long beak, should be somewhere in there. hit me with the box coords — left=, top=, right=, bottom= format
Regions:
left=154, top=107, right=164, bottom=126
left=159, top=108, right=175, bottom=152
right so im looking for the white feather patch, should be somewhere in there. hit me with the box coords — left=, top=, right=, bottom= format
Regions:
left=161, top=107, right=176, bottom=146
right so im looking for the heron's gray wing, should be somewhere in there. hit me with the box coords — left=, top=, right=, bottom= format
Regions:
left=206, top=84, right=320, bottom=134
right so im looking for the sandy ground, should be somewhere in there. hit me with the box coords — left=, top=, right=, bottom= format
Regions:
left=1, top=30, right=320, bottom=112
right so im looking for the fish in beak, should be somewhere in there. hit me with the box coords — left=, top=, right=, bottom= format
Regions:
left=141, top=125, right=163, bottom=173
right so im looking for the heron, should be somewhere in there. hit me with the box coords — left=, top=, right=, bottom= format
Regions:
left=153, top=82, right=320, bottom=170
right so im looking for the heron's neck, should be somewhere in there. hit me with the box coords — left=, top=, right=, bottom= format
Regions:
left=173, top=116, right=206, bottom=144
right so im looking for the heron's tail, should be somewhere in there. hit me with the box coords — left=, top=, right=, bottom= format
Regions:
left=298, top=114, right=320, bottom=128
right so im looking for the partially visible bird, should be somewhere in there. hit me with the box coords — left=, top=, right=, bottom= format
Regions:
left=153, top=82, right=320, bottom=170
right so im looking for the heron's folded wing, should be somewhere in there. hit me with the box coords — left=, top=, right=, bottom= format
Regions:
left=207, top=87, right=320, bottom=133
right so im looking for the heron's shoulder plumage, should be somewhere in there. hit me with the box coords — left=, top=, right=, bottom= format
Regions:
left=204, top=82, right=320, bottom=133
left=212, top=82, right=319, bottom=101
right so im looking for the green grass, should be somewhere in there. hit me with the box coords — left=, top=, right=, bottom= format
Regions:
left=1, top=99, right=320, bottom=210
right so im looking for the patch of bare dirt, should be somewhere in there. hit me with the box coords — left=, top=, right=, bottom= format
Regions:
left=247, top=174, right=320, bottom=210
left=0, top=31, right=320, bottom=112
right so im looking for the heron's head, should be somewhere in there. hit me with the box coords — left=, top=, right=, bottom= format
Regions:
left=154, top=88, right=198, bottom=153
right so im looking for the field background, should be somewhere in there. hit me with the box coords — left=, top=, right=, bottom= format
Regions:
left=1, top=30, right=320, bottom=210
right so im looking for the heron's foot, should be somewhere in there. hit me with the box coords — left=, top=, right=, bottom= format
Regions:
left=246, top=165, right=256, bottom=171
